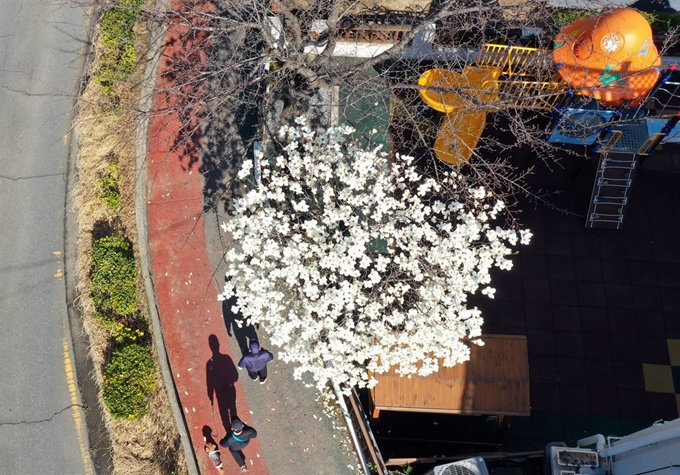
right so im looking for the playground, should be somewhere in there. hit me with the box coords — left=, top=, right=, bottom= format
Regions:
left=358, top=11, right=680, bottom=468
left=390, top=7, right=680, bottom=229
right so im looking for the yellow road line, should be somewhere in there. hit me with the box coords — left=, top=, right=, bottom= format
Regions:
left=62, top=338, right=94, bottom=475
left=53, top=251, right=63, bottom=278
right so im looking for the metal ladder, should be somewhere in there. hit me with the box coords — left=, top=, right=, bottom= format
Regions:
left=585, top=118, right=675, bottom=229
left=585, top=151, right=638, bottom=229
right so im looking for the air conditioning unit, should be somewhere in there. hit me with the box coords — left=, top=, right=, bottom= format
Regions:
left=556, top=448, right=600, bottom=468
left=424, top=456, right=490, bottom=475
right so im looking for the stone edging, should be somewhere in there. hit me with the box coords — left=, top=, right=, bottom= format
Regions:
left=134, top=5, right=201, bottom=474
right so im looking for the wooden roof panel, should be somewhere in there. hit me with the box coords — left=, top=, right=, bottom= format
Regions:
left=370, top=334, right=530, bottom=416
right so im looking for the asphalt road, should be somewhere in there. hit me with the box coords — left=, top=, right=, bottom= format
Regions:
left=0, top=1, right=93, bottom=473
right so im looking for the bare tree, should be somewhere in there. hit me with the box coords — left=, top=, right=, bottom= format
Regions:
left=130, top=0, right=678, bottom=219
left=141, top=0, right=565, bottom=213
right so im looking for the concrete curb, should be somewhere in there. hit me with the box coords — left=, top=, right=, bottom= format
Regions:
left=64, top=3, right=114, bottom=473
left=135, top=8, right=201, bottom=475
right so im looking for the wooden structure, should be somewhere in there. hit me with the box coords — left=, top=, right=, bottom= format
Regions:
left=337, top=25, right=411, bottom=44
left=369, top=334, right=530, bottom=419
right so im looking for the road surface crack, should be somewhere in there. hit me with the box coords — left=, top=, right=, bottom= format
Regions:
left=0, top=172, right=65, bottom=181
left=0, top=404, right=85, bottom=427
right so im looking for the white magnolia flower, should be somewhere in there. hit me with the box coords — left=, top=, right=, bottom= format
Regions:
left=520, top=229, right=533, bottom=245
left=218, top=118, right=530, bottom=392
left=481, top=286, right=496, bottom=298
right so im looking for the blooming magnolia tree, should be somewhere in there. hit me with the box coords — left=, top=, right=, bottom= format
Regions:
left=219, top=118, right=531, bottom=391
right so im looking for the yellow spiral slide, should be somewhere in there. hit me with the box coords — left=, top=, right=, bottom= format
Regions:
left=418, top=66, right=501, bottom=165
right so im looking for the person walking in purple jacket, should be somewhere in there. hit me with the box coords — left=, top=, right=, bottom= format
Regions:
left=238, top=339, right=274, bottom=384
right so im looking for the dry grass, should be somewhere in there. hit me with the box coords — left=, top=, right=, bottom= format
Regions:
left=73, top=6, right=187, bottom=475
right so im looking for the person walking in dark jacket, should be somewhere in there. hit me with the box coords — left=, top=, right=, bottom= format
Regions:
left=238, top=339, right=274, bottom=384
left=219, top=418, right=257, bottom=471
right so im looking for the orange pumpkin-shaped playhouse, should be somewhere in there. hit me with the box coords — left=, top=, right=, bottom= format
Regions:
left=553, top=8, right=661, bottom=106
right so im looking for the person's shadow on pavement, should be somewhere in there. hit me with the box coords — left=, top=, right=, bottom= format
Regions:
left=206, top=334, right=239, bottom=432
left=222, top=294, right=259, bottom=357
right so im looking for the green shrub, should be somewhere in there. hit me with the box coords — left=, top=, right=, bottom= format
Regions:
left=554, top=9, right=592, bottom=27
left=648, top=12, right=680, bottom=33
left=103, top=344, right=157, bottom=419
left=99, top=314, right=145, bottom=345
left=386, top=466, right=413, bottom=475
left=91, top=235, right=137, bottom=316
left=554, top=9, right=663, bottom=31
left=95, top=0, right=144, bottom=92
left=99, top=164, right=121, bottom=210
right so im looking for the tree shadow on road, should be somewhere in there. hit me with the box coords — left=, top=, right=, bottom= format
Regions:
left=199, top=9, right=263, bottom=215
left=206, top=334, right=239, bottom=433
left=152, top=5, right=213, bottom=174
left=221, top=294, right=259, bottom=358
left=200, top=96, right=259, bottom=214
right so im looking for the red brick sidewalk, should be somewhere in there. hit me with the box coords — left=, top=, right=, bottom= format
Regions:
left=146, top=3, right=270, bottom=473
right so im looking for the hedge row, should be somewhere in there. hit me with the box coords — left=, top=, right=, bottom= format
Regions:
left=91, top=235, right=136, bottom=316
left=91, top=234, right=157, bottom=420
left=95, top=0, right=144, bottom=93
left=103, top=343, right=157, bottom=420
left=99, top=164, right=122, bottom=210
left=554, top=8, right=677, bottom=33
